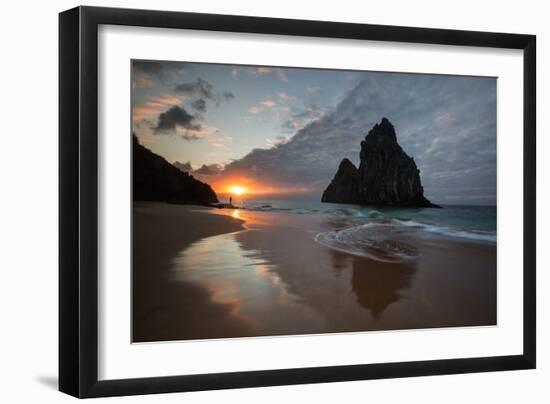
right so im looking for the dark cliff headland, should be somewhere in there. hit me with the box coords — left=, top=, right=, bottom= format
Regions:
left=133, top=134, right=219, bottom=205
left=322, top=118, right=440, bottom=208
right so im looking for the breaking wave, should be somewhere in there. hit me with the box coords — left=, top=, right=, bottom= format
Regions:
left=314, top=222, right=419, bottom=263
left=393, top=219, right=496, bottom=243
left=314, top=219, right=496, bottom=262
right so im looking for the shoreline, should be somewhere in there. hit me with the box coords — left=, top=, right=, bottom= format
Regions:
left=133, top=201, right=496, bottom=342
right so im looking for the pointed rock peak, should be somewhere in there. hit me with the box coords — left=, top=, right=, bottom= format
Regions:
left=321, top=158, right=359, bottom=204
left=365, top=117, right=397, bottom=145
left=322, top=118, right=440, bottom=208
left=338, top=158, right=357, bottom=170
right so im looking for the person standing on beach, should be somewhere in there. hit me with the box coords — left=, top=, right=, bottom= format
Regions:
left=229, top=196, right=233, bottom=206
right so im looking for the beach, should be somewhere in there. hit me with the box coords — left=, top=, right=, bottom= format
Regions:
left=133, top=201, right=496, bottom=342
left=132, top=202, right=251, bottom=342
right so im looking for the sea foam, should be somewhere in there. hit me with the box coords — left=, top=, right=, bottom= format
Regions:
left=314, top=218, right=496, bottom=262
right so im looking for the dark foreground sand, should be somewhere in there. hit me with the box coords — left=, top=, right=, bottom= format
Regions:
left=133, top=202, right=496, bottom=342
left=132, top=202, right=250, bottom=342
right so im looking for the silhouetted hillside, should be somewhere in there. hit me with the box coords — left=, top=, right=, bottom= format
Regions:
left=133, top=135, right=218, bottom=205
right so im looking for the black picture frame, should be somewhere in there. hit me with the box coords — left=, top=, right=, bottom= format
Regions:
left=59, top=6, right=536, bottom=398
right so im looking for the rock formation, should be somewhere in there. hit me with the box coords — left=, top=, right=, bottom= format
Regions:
left=320, top=158, right=360, bottom=204
left=322, top=118, right=439, bottom=208
left=133, top=134, right=219, bottom=205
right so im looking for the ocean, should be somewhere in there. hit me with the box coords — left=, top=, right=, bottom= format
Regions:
left=237, top=199, right=496, bottom=262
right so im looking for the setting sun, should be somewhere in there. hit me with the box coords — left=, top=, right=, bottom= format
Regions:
left=228, top=185, right=247, bottom=196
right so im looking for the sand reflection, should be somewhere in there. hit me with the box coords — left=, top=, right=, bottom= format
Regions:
left=175, top=209, right=422, bottom=335
left=172, top=230, right=326, bottom=335
left=327, top=250, right=417, bottom=320
left=351, top=259, right=416, bottom=319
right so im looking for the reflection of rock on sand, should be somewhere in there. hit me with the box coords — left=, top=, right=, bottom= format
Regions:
left=351, top=259, right=417, bottom=319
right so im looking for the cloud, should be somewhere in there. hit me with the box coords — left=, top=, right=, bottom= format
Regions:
left=256, top=67, right=288, bottom=82
left=266, top=135, right=289, bottom=147
left=190, top=98, right=207, bottom=114
left=214, top=73, right=496, bottom=204
left=248, top=106, right=263, bottom=114
left=132, top=93, right=184, bottom=121
left=193, top=163, right=224, bottom=176
left=132, top=74, right=153, bottom=89
left=231, top=66, right=289, bottom=82
left=154, top=105, right=201, bottom=135
left=139, top=78, right=234, bottom=141
left=173, top=161, right=193, bottom=172
left=174, top=78, right=214, bottom=99
left=174, top=78, right=235, bottom=105
left=132, top=106, right=158, bottom=122
left=180, top=125, right=220, bottom=141
left=133, top=60, right=185, bottom=81
left=134, top=93, right=222, bottom=142
left=247, top=99, right=278, bottom=115
left=208, top=140, right=225, bottom=148
left=277, top=92, right=297, bottom=101
left=260, top=99, right=277, bottom=108
left=132, top=65, right=236, bottom=146
left=274, top=69, right=288, bottom=82
left=281, top=106, right=323, bottom=132
left=306, top=85, right=321, bottom=93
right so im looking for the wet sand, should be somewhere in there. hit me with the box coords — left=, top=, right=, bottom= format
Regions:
left=133, top=202, right=496, bottom=342
left=132, top=202, right=252, bottom=342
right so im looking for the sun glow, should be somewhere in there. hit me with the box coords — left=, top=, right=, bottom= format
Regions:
left=228, top=185, right=247, bottom=196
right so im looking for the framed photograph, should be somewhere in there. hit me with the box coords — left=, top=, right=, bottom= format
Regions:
left=59, top=6, right=536, bottom=398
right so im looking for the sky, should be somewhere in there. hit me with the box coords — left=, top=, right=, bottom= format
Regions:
left=132, top=60, right=497, bottom=205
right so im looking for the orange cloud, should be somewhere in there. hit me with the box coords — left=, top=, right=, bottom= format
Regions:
left=260, top=99, right=276, bottom=108
left=248, top=106, right=263, bottom=114
left=132, top=93, right=184, bottom=121
left=248, top=99, right=277, bottom=114
left=176, top=125, right=219, bottom=141
left=277, top=92, right=297, bottom=101
left=147, top=94, right=184, bottom=108
left=132, top=74, right=153, bottom=89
